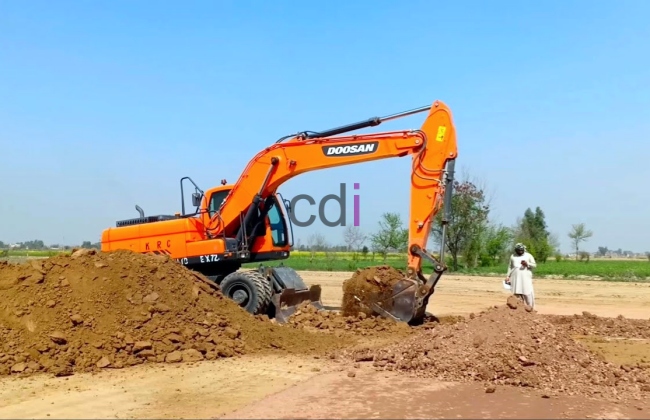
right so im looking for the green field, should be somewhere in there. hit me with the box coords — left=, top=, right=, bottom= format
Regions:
left=241, top=251, right=650, bottom=281
left=1, top=250, right=67, bottom=257
left=457, top=259, right=650, bottom=280
left=2, top=249, right=649, bottom=281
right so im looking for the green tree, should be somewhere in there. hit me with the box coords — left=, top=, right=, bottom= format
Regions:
left=22, top=240, right=45, bottom=250
left=431, top=180, right=490, bottom=270
left=513, top=207, right=554, bottom=263
left=479, top=224, right=513, bottom=267
left=361, top=245, right=369, bottom=259
left=370, top=212, right=408, bottom=261
left=568, top=223, right=593, bottom=260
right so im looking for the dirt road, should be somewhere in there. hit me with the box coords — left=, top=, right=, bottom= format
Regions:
left=1, top=354, right=647, bottom=419
left=1, top=270, right=649, bottom=419
left=0, top=355, right=332, bottom=419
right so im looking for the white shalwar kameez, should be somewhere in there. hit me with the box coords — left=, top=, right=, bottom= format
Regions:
left=506, top=252, right=537, bottom=308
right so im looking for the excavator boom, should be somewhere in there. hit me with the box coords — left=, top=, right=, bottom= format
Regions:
left=219, top=103, right=455, bottom=256
left=211, top=100, right=457, bottom=322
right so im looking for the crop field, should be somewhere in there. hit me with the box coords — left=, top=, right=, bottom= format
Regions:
left=245, top=250, right=650, bottom=281
left=460, top=259, right=650, bottom=280
left=1, top=250, right=65, bottom=258
left=3, top=249, right=650, bottom=281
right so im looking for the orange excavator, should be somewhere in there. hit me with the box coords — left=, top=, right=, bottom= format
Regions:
left=101, top=100, right=458, bottom=324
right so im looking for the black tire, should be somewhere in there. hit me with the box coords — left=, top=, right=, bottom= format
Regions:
left=219, top=270, right=273, bottom=315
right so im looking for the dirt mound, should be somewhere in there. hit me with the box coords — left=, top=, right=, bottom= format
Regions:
left=344, top=298, right=650, bottom=401
left=546, top=311, right=650, bottom=339
left=0, top=250, right=350, bottom=377
left=287, top=301, right=412, bottom=338
left=341, top=266, right=406, bottom=317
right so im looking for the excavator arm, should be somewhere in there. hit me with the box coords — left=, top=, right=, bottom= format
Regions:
left=211, top=100, right=458, bottom=323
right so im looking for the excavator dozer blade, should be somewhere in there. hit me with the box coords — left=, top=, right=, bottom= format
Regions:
left=359, top=278, right=423, bottom=324
left=264, top=266, right=324, bottom=323
left=271, top=285, right=323, bottom=323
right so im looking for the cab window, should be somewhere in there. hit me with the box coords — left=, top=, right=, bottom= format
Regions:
left=208, top=190, right=230, bottom=217
left=267, top=200, right=287, bottom=246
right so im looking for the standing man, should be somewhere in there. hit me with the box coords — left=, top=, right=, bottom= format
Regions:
left=505, top=243, right=537, bottom=308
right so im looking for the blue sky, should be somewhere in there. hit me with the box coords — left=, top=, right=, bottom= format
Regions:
left=1, top=0, right=649, bottom=253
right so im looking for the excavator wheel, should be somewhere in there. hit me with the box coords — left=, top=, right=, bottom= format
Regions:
left=219, top=269, right=273, bottom=315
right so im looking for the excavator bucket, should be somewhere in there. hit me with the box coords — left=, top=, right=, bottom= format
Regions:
left=263, top=266, right=324, bottom=323
left=355, top=278, right=425, bottom=324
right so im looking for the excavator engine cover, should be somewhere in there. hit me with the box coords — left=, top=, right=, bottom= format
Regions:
left=262, top=266, right=324, bottom=323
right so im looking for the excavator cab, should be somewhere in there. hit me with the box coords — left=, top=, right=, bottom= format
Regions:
left=177, top=177, right=324, bottom=320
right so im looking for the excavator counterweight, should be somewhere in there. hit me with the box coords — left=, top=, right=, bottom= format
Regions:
left=101, top=100, right=457, bottom=324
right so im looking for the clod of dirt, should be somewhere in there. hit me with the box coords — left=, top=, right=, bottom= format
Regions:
left=341, top=266, right=407, bottom=317
left=49, top=331, right=67, bottom=344
left=0, top=250, right=352, bottom=377
left=70, top=248, right=95, bottom=259
left=345, top=296, right=650, bottom=403
left=96, top=356, right=111, bottom=368
left=164, top=351, right=182, bottom=363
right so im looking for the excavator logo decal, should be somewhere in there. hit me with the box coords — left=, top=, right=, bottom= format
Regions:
left=436, top=126, right=446, bottom=142
left=145, top=240, right=171, bottom=251
left=322, top=141, right=379, bottom=157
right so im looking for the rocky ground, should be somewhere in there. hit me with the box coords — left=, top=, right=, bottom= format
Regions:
left=341, top=295, right=650, bottom=403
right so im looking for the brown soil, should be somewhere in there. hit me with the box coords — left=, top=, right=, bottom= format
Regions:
left=2, top=263, right=650, bottom=418
left=287, top=301, right=412, bottom=339
left=340, top=266, right=407, bottom=317
left=577, top=335, right=650, bottom=367
left=0, top=249, right=352, bottom=377
left=549, top=311, right=650, bottom=368
left=342, top=296, right=650, bottom=402
left=546, top=311, right=650, bottom=339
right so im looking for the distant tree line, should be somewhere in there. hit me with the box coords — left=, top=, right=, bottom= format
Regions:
left=0, top=240, right=101, bottom=250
